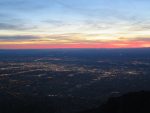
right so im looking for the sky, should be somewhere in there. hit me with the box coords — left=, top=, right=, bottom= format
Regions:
left=0, top=0, right=150, bottom=49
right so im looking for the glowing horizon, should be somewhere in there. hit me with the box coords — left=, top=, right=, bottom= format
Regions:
left=0, top=0, right=149, bottom=49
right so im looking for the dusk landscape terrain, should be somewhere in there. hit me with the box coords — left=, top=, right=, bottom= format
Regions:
left=0, top=48, right=150, bottom=113
left=0, top=0, right=150, bottom=113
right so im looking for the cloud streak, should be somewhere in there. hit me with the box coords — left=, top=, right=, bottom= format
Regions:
left=0, top=23, right=37, bottom=31
left=0, top=0, right=149, bottom=48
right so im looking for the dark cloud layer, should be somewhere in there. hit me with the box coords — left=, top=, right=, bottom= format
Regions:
left=0, top=35, right=40, bottom=41
left=0, top=22, right=37, bottom=30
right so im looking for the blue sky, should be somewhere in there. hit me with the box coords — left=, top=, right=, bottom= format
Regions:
left=0, top=0, right=150, bottom=31
left=0, top=0, right=150, bottom=48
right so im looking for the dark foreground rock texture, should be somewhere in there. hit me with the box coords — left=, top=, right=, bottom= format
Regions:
left=0, top=91, right=150, bottom=113
left=80, top=91, right=150, bottom=113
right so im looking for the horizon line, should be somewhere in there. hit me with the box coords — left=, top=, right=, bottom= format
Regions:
left=0, top=47, right=150, bottom=50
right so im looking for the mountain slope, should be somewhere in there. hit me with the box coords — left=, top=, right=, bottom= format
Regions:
left=80, top=91, right=150, bottom=113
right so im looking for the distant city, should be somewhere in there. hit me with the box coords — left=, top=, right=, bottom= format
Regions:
left=0, top=0, right=149, bottom=112
left=0, top=48, right=150, bottom=113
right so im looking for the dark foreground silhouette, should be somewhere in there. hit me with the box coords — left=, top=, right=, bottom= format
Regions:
left=0, top=91, right=150, bottom=113
left=81, top=91, right=150, bottom=113
left=0, top=92, right=55, bottom=113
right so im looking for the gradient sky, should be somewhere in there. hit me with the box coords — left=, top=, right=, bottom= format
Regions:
left=0, top=0, right=150, bottom=49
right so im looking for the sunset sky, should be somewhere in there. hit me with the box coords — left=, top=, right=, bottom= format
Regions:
left=0, top=0, right=150, bottom=49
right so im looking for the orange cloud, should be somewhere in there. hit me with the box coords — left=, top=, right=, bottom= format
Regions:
left=0, top=40, right=149, bottom=49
